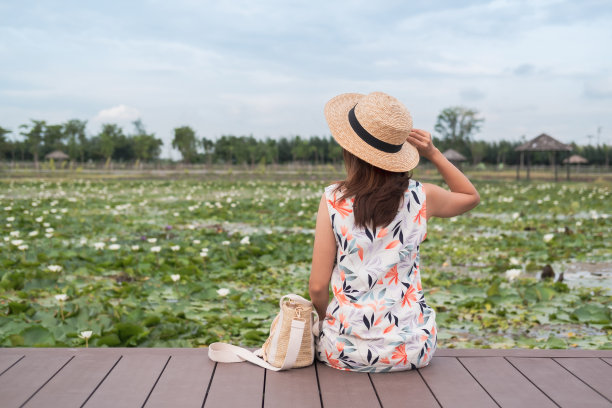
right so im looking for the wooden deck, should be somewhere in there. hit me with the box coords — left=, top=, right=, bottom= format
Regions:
left=1, top=348, right=611, bottom=407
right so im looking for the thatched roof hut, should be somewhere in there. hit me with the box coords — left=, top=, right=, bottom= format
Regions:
left=515, top=133, right=572, bottom=152
left=45, top=150, right=70, bottom=160
left=562, top=154, right=588, bottom=164
left=514, top=133, right=572, bottom=181
left=442, top=149, right=467, bottom=162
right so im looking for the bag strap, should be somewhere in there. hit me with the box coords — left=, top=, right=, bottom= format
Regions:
left=208, top=342, right=282, bottom=371
left=208, top=294, right=320, bottom=371
left=208, top=317, right=306, bottom=371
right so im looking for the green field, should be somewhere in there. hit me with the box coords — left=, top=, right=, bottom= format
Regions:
left=1, top=171, right=611, bottom=349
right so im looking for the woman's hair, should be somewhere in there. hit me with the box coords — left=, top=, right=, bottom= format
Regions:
left=334, top=149, right=412, bottom=230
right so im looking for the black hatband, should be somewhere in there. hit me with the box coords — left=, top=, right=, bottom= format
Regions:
left=348, top=105, right=403, bottom=154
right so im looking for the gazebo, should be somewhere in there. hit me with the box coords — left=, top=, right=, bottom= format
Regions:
left=563, top=154, right=588, bottom=179
left=45, top=150, right=70, bottom=161
left=442, top=149, right=467, bottom=164
left=563, top=154, right=588, bottom=165
left=515, top=134, right=572, bottom=181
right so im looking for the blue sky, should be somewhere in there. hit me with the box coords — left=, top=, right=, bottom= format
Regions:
left=1, top=0, right=611, bottom=158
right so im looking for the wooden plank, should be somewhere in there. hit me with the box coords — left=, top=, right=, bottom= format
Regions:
left=603, top=358, right=612, bottom=366
left=315, top=361, right=380, bottom=408
left=507, top=357, right=611, bottom=407
left=0, top=353, right=24, bottom=376
left=435, top=348, right=612, bottom=358
left=459, top=357, right=556, bottom=408
left=554, top=357, right=612, bottom=402
left=144, top=349, right=214, bottom=408
left=370, top=370, right=439, bottom=408
left=82, top=352, right=170, bottom=408
left=204, top=362, right=264, bottom=408
left=418, top=357, right=497, bottom=408
left=264, top=365, right=320, bottom=408
left=22, top=352, right=121, bottom=408
left=0, top=351, right=73, bottom=407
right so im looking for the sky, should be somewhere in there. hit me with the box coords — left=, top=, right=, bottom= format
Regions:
left=1, top=0, right=611, bottom=159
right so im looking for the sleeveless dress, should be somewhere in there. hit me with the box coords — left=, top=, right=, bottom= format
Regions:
left=315, top=179, right=437, bottom=373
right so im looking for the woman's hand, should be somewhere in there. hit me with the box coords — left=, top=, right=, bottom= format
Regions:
left=406, top=129, right=438, bottom=160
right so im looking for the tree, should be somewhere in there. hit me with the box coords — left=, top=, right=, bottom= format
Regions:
left=98, top=124, right=122, bottom=165
left=0, top=126, right=11, bottom=161
left=172, top=126, right=199, bottom=163
left=131, top=120, right=163, bottom=162
left=43, top=124, right=65, bottom=158
left=20, top=120, right=46, bottom=170
left=63, top=119, right=88, bottom=162
left=434, top=107, right=484, bottom=147
left=470, top=140, right=488, bottom=165
left=202, top=137, right=214, bottom=166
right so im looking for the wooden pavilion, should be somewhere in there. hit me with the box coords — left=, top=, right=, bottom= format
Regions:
left=562, top=154, right=589, bottom=180
left=515, top=134, right=572, bottom=181
left=442, top=149, right=467, bottom=169
left=44, top=150, right=70, bottom=161
left=442, top=148, right=467, bottom=163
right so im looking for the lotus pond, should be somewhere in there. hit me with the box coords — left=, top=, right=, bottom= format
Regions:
left=1, top=176, right=611, bottom=349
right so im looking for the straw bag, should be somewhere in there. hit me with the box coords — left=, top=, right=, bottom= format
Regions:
left=208, top=294, right=321, bottom=371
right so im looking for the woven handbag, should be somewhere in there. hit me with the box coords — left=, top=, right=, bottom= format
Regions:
left=208, top=294, right=320, bottom=371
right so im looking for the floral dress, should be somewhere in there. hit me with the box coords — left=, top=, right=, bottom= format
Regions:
left=315, top=179, right=437, bottom=372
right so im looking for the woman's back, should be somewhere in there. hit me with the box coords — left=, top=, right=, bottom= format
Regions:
left=316, top=179, right=437, bottom=372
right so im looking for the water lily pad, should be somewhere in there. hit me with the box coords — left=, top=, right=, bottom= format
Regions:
left=571, top=304, right=611, bottom=324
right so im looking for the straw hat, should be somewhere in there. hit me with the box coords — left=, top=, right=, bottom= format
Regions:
left=324, top=91, right=419, bottom=172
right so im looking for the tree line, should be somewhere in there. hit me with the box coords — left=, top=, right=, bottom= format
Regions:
left=0, top=107, right=609, bottom=167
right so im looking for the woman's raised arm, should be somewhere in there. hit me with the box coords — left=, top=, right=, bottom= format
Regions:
left=406, top=129, right=480, bottom=219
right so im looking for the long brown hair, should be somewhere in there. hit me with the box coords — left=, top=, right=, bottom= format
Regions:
left=334, top=149, right=412, bottom=230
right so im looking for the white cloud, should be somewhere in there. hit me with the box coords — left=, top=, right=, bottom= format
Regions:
left=93, top=105, right=141, bottom=122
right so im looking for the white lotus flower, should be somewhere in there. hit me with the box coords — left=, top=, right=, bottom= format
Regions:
left=48, top=265, right=63, bottom=272
left=78, top=330, right=92, bottom=339
left=505, top=269, right=522, bottom=281
left=147, top=238, right=157, bottom=243
left=55, top=294, right=68, bottom=302
left=29, top=230, right=39, bottom=237
left=512, top=212, right=520, bottom=220
left=10, top=231, right=19, bottom=237
left=7, top=216, right=14, bottom=222
left=151, top=246, right=161, bottom=253
left=171, top=245, right=180, bottom=251
left=43, top=222, right=50, bottom=227
left=11, top=239, right=23, bottom=246
left=221, top=240, right=230, bottom=246
left=131, top=245, right=140, bottom=251
left=200, top=248, right=209, bottom=257
left=35, top=216, right=43, bottom=222
left=543, top=233, right=554, bottom=243
left=509, top=257, right=520, bottom=265
left=217, top=288, right=230, bottom=297
left=193, top=239, right=201, bottom=245
left=110, top=237, right=117, bottom=242
left=45, top=233, right=53, bottom=238
left=18, top=244, right=28, bottom=251
left=109, top=244, right=121, bottom=250
left=240, top=236, right=250, bottom=245
left=94, top=242, right=105, bottom=250
left=170, top=274, right=181, bottom=282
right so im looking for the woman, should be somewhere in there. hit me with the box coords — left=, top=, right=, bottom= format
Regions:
left=309, top=92, right=480, bottom=372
